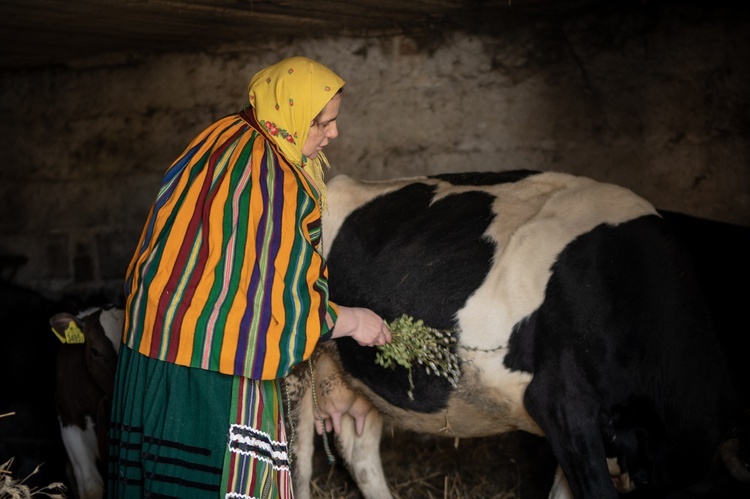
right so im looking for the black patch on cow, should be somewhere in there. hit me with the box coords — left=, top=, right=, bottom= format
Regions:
left=505, top=214, right=740, bottom=495
left=327, top=182, right=496, bottom=412
left=429, top=169, right=539, bottom=186
left=656, top=209, right=750, bottom=407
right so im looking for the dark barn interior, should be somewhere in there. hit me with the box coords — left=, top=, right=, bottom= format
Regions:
left=2, top=0, right=614, bottom=71
left=1, top=0, right=748, bottom=497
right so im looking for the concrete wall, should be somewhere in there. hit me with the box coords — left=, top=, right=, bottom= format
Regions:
left=1, top=1, right=748, bottom=301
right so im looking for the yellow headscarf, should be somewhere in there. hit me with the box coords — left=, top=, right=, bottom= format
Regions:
left=248, top=56, right=345, bottom=207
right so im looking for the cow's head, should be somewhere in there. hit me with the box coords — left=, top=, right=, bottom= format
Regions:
left=50, top=307, right=123, bottom=398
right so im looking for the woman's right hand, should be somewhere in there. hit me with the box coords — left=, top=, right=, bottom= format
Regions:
left=330, top=305, right=392, bottom=347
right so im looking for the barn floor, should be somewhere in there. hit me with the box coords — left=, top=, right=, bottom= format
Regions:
left=306, top=427, right=558, bottom=499
left=1, top=424, right=556, bottom=499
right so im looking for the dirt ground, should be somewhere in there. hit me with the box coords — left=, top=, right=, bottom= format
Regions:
left=305, top=427, right=558, bottom=499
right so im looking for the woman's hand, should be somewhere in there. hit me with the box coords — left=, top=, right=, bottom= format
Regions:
left=331, top=305, right=392, bottom=347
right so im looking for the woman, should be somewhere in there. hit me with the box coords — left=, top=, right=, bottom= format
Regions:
left=108, top=56, right=391, bottom=498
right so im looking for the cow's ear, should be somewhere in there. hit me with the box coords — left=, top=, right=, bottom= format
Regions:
left=50, top=313, right=85, bottom=344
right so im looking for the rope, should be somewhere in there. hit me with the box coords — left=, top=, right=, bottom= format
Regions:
left=283, top=379, right=295, bottom=466
left=309, top=359, right=336, bottom=465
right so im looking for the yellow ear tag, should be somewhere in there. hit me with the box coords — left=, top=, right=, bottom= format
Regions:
left=51, top=322, right=85, bottom=344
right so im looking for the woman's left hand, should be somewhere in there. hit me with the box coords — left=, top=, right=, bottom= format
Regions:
left=330, top=305, right=392, bottom=347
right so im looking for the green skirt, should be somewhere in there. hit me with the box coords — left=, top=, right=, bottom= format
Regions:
left=108, top=346, right=293, bottom=498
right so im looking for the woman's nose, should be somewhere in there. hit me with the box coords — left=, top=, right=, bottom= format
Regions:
left=327, top=122, right=339, bottom=139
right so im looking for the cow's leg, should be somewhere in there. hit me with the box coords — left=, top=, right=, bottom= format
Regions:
left=334, top=408, right=391, bottom=499
left=59, top=416, right=104, bottom=499
left=549, top=459, right=630, bottom=499
left=524, top=380, right=618, bottom=499
left=548, top=465, right=574, bottom=499
left=289, top=385, right=316, bottom=499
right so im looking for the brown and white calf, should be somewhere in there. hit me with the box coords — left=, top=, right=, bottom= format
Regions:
left=50, top=306, right=123, bottom=499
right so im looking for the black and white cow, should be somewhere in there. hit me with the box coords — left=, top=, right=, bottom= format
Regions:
left=50, top=306, right=123, bottom=499
left=286, top=170, right=748, bottom=499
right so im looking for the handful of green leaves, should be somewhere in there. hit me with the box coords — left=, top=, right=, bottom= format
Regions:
left=376, top=314, right=461, bottom=400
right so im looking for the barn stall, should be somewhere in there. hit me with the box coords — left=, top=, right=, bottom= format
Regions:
left=0, top=0, right=748, bottom=497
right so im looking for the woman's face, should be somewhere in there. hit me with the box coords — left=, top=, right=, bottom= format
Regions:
left=302, top=93, right=342, bottom=159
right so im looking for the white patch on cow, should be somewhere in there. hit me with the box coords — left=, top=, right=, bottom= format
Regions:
left=455, top=173, right=656, bottom=398
left=76, top=306, right=124, bottom=353
left=59, top=414, right=104, bottom=499
left=76, top=307, right=100, bottom=319
left=98, top=307, right=124, bottom=354
left=458, top=172, right=656, bottom=351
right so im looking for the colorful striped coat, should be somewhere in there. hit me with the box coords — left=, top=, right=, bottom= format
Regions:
left=123, top=107, right=337, bottom=380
